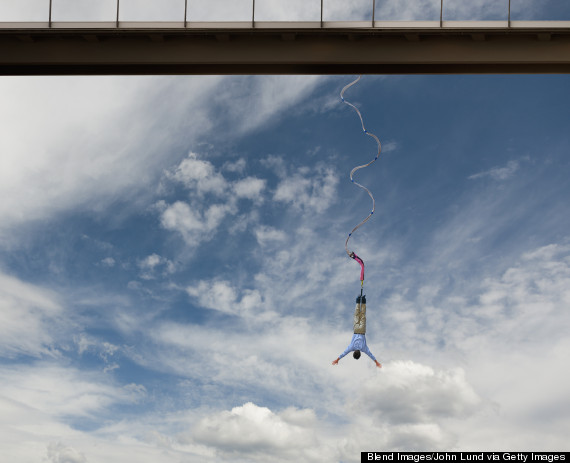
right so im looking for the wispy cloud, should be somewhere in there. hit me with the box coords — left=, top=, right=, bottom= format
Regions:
left=468, top=160, right=521, bottom=181
left=0, top=271, right=65, bottom=358
left=0, top=76, right=222, bottom=239
left=185, top=280, right=265, bottom=319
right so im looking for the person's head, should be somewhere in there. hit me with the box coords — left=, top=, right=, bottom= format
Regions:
left=353, top=350, right=361, bottom=360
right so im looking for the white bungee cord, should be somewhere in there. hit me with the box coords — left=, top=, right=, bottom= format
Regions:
left=340, top=75, right=382, bottom=288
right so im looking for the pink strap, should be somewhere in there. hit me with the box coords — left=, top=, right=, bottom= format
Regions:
left=352, top=253, right=365, bottom=282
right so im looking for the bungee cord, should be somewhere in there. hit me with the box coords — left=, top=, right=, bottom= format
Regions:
left=340, top=75, right=382, bottom=290
left=331, top=75, right=384, bottom=369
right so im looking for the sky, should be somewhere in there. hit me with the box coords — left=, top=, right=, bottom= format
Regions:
left=1, top=2, right=570, bottom=463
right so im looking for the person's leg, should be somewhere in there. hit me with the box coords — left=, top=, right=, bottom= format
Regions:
left=353, top=295, right=366, bottom=334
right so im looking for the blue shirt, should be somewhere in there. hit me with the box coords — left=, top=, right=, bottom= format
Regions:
left=339, top=334, right=376, bottom=361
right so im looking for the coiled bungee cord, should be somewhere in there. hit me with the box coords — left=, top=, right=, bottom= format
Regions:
left=340, top=75, right=382, bottom=292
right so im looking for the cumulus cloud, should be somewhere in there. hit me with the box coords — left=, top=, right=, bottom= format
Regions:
left=233, top=177, right=266, bottom=201
left=169, top=152, right=228, bottom=197
left=159, top=153, right=272, bottom=247
left=354, top=361, right=481, bottom=425
left=274, top=166, right=338, bottom=213
left=189, top=402, right=325, bottom=462
left=159, top=201, right=236, bottom=247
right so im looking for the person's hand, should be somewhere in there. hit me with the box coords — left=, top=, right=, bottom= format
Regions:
left=375, top=360, right=382, bottom=368
left=332, top=358, right=339, bottom=365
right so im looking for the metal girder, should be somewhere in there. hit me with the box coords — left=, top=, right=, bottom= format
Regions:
left=0, top=21, right=569, bottom=75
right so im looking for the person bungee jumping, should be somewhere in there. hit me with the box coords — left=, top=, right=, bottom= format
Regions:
left=333, top=76, right=382, bottom=369
left=332, top=294, right=382, bottom=368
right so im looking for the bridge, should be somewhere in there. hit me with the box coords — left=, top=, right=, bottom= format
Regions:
left=1, top=1, right=569, bottom=75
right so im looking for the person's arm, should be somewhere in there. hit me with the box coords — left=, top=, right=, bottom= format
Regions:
left=332, top=345, right=352, bottom=365
left=362, top=345, right=382, bottom=368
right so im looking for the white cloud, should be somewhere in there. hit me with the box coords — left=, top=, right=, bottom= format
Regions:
left=0, top=271, right=65, bottom=357
left=376, top=241, right=570, bottom=447
left=138, top=253, right=176, bottom=279
left=186, top=280, right=264, bottom=318
left=161, top=201, right=203, bottom=234
left=189, top=402, right=323, bottom=461
left=160, top=153, right=273, bottom=248
left=0, top=362, right=183, bottom=463
left=160, top=201, right=235, bottom=247
left=140, top=253, right=162, bottom=270
left=52, top=234, right=568, bottom=459
left=0, top=364, right=146, bottom=420
left=382, top=140, right=399, bottom=153
left=274, top=166, right=338, bottom=212
left=354, top=361, right=481, bottom=425
left=100, top=257, right=116, bottom=268
left=254, top=226, right=288, bottom=247
left=169, top=152, right=228, bottom=197
left=0, top=76, right=223, bottom=242
left=468, top=160, right=520, bottom=181
left=0, top=75, right=323, bottom=245
left=210, top=76, right=325, bottom=136
left=260, top=155, right=288, bottom=179
left=47, top=442, right=87, bottom=463
left=223, top=158, right=247, bottom=173
left=166, top=234, right=570, bottom=453
left=233, top=177, right=266, bottom=201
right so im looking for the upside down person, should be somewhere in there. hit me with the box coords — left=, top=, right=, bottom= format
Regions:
left=332, top=295, right=382, bottom=368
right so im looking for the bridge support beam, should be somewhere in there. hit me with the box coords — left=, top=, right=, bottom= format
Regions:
left=1, top=22, right=569, bottom=75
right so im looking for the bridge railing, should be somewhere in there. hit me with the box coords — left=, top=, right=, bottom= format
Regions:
left=0, top=0, right=569, bottom=26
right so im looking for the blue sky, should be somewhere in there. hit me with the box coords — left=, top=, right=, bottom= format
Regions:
left=2, top=3, right=570, bottom=463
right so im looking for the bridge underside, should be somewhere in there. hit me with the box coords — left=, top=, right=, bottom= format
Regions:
left=1, top=21, right=569, bottom=75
